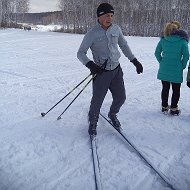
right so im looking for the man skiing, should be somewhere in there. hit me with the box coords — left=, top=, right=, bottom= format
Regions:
left=77, top=3, right=143, bottom=135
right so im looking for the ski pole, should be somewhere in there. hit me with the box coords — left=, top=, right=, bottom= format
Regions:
left=41, top=73, right=91, bottom=117
left=57, top=74, right=96, bottom=120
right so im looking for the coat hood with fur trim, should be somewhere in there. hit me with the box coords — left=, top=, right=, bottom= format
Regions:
left=171, top=29, right=189, bottom=42
left=161, top=29, right=189, bottom=42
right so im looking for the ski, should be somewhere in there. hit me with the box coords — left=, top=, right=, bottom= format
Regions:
left=90, top=135, right=102, bottom=190
left=100, top=113, right=177, bottom=190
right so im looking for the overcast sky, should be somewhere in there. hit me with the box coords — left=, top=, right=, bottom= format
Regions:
left=29, top=0, right=60, bottom=13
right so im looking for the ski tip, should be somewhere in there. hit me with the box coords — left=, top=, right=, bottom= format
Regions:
left=41, top=112, right=46, bottom=117
left=57, top=116, right=61, bottom=120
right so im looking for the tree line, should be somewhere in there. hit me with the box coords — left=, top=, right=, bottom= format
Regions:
left=1, top=0, right=190, bottom=37
left=58, top=0, right=190, bottom=36
left=0, top=0, right=29, bottom=27
left=15, top=11, right=63, bottom=25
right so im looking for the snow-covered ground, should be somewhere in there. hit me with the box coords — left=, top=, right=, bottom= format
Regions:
left=34, top=25, right=62, bottom=32
left=19, top=24, right=62, bottom=32
left=0, top=28, right=190, bottom=190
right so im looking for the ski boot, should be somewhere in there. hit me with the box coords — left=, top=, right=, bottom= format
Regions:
left=108, top=113, right=121, bottom=131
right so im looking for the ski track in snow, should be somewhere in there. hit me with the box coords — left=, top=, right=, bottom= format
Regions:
left=0, top=28, right=190, bottom=190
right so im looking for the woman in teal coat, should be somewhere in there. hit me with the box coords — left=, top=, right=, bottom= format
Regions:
left=155, top=22, right=189, bottom=115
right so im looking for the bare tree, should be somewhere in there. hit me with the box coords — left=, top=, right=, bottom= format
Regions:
left=15, top=0, right=30, bottom=23
left=0, top=0, right=30, bottom=27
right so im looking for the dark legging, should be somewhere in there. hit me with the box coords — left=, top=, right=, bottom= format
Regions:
left=161, top=81, right=181, bottom=108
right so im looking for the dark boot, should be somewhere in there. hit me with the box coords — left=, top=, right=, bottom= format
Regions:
left=170, top=107, right=181, bottom=116
left=161, top=105, right=170, bottom=113
left=108, top=113, right=121, bottom=130
left=88, top=123, right=97, bottom=136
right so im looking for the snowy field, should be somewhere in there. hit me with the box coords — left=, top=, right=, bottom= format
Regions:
left=0, top=28, right=190, bottom=190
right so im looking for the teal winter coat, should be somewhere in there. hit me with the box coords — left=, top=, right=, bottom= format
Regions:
left=155, top=35, right=189, bottom=83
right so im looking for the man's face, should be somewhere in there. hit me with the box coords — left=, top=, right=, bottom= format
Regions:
left=98, top=13, right=114, bottom=29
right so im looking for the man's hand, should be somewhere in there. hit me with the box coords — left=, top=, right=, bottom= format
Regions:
left=86, top=61, right=103, bottom=75
left=130, top=58, right=143, bottom=74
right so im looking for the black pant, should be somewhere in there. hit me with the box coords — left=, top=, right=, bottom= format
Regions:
left=161, top=81, right=181, bottom=108
left=88, top=66, right=126, bottom=125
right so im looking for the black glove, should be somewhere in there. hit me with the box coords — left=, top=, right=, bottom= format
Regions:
left=187, top=81, right=190, bottom=88
left=86, top=61, right=103, bottom=75
left=130, top=58, right=143, bottom=74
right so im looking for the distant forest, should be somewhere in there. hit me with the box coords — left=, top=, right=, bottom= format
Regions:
left=57, top=0, right=190, bottom=36
left=0, top=0, right=29, bottom=27
left=15, top=11, right=63, bottom=25
left=1, top=0, right=190, bottom=37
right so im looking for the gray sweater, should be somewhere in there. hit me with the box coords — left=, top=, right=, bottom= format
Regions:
left=77, top=23, right=135, bottom=70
